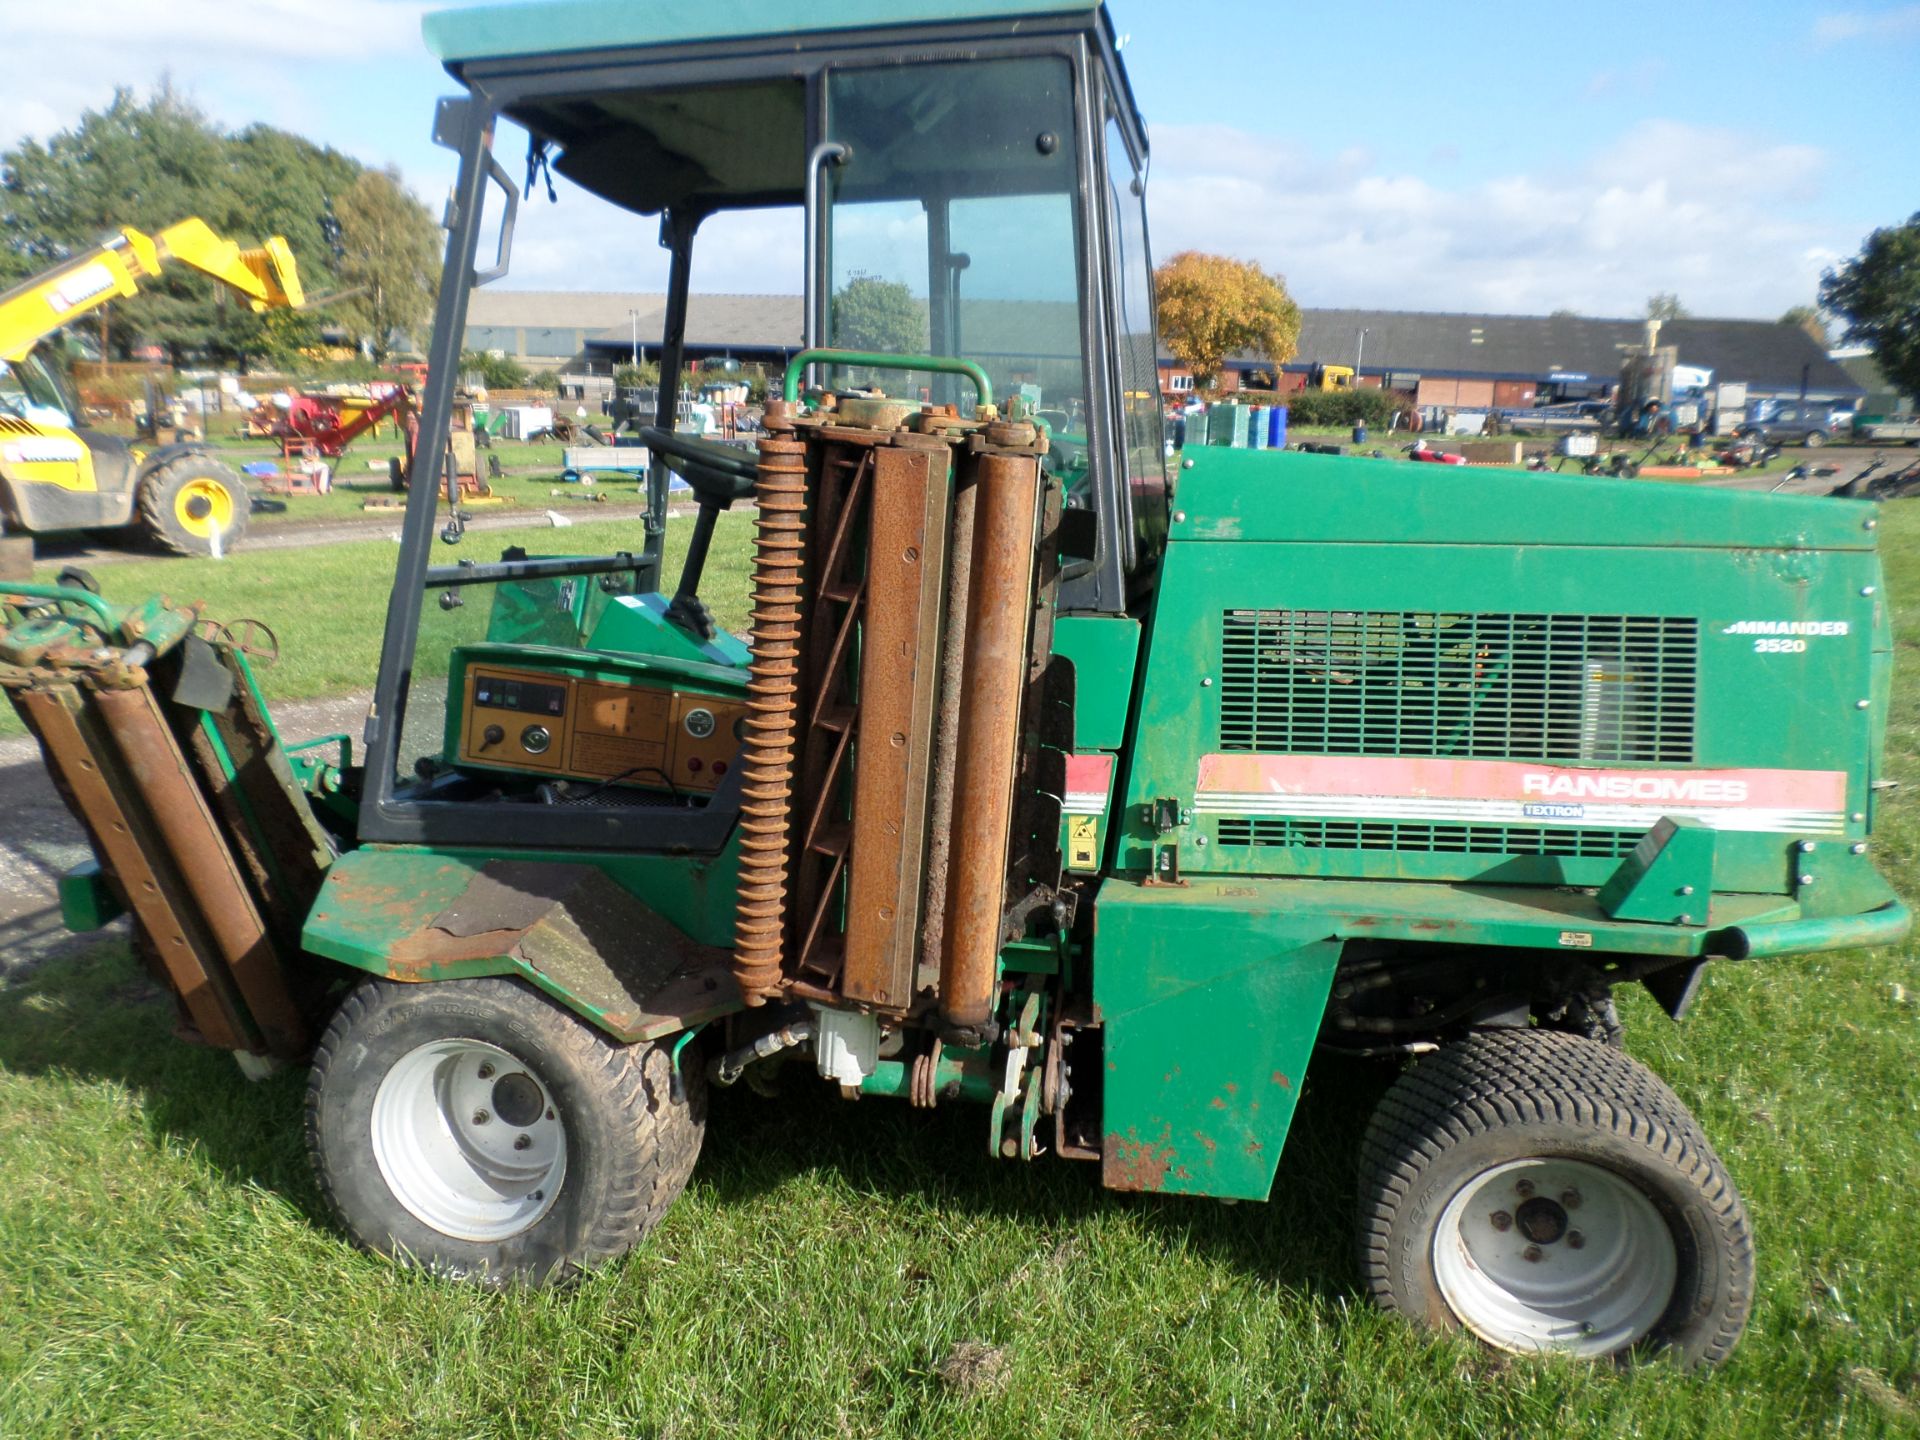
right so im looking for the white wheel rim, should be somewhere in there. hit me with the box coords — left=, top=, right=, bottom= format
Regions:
left=1432, top=1156, right=1677, bottom=1356
left=370, top=1038, right=567, bottom=1243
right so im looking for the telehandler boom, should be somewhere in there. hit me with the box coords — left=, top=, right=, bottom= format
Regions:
left=0, top=219, right=303, bottom=560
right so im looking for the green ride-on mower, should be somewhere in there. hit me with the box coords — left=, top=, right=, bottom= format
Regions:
left=1, top=0, right=1908, bottom=1367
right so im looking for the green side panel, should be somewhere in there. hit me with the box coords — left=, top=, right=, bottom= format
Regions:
left=58, top=860, right=123, bottom=933
left=424, top=0, right=1097, bottom=63
left=483, top=564, right=621, bottom=649
left=1093, top=877, right=1340, bottom=1200
left=1051, top=614, right=1139, bottom=750
left=1123, top=474, right=1886, bottom=898
left=587, top=593, right=751, bottom=671
left=1175, top=447, right=1880, bottom=552
left=304, top=837, right=743, bottom=963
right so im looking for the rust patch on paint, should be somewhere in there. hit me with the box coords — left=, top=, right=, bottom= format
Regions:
left=1103, top=1132, right=1178, bottom=1192
left=1209, top=1096, right=1228, bottom=1111
left=1271, top=1070, right=1293, bottom=1089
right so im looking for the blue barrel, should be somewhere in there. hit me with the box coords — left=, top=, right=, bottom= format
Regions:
left=1269, top=405, right=1288, bottom=449
left=1248, top=405, right=1268, bottom=450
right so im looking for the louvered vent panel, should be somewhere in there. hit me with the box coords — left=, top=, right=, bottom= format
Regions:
left=1219, top=610, right=1697, bottom=764
left=1217, top=818, right=1643, bottom=858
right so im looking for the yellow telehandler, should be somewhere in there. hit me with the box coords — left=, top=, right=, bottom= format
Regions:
left=0, top=218, right=303, bottom=566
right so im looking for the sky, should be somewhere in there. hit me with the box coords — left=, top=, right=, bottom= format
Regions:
left=3, top=0, right=1917, bottom=320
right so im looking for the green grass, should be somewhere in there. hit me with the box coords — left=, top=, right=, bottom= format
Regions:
left=2, top=511, right=1920, bottom=1435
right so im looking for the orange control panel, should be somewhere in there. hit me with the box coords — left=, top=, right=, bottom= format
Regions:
left=458, top=664, right=746, bottom=793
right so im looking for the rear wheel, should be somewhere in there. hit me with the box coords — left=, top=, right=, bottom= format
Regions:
left=1804, top=431, right=1827, bottom=449
left=137, top=452, right=250, bottom=555
left=1357, top=1028, right=1751, bottom=1366
left=306, top=977, right=705, bottom=1286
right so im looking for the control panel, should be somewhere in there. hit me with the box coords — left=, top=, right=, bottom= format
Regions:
left=459, top=664, right=746, bottom=793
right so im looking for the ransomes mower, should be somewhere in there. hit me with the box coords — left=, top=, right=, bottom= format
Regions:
left=1, top=0, right=1908, bottom=1367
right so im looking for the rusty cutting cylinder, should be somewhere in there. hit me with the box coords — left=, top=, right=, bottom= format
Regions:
left=936, top=452, right=1041, bottom=1037
left=731, top=435, right=809, bottom=1005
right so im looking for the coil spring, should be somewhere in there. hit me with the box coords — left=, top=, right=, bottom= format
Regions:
left=731, top=435, right=808, bottom=1005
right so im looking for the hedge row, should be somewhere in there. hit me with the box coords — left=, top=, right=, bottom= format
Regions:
left=1221, top=388, right=1411, bottom=427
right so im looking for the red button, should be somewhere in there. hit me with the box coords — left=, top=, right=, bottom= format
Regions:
left=687, top=757, right=703, bottom=772
left=712, top=760, right=727, bottom=776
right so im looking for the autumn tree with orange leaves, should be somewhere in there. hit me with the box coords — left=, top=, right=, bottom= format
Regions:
left=1153, top=251, right=1301, bottom=393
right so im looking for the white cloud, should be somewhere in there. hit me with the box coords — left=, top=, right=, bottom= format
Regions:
left=1813, top=5, right=1920, bottom=43
left=1146, top=119, right=1843, bottom=317
left=497, top=189, right=804, bottom=297
left=24, top=0, right=426, bottom=60
left=0, top=1, right=429, bottom=149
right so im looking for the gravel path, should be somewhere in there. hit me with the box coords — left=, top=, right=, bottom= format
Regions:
left=0, top=691, right=374, bottom=980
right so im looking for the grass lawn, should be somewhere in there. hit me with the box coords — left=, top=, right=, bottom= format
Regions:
left=1, top=500, right=1918, bottom=1434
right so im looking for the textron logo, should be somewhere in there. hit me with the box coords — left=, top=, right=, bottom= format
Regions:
left=1521, top=773, right=1748, bottom=803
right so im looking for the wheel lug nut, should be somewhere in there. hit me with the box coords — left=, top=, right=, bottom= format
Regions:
left=472, top=1110, right=490, bottom=1125
left=545, top=1107, right=556, bottom=1121
left=513, top=1134, right=532, bottom=1151
left=1515, top=1179, right=1535, bottom=1198
left=1489, top=1211, right=1513, bottom=1232
left=1567, top=1231, right=1585, bottom=1249
left=1561, top=1189, right=1581, bottom=1209
left=1523, top=1245, right=1543, bottom=1263
left=477, top=1062, right=495, bottom=1079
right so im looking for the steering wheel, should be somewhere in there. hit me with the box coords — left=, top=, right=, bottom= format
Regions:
left=638, top=427, right=757, bottom=505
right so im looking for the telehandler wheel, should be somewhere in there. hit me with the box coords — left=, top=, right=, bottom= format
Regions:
left=1357, top=1028, right=1751, bottom=1367
left=305, top=977, right=705, bottom=1287
left=137, top=453, right=250, bottom=556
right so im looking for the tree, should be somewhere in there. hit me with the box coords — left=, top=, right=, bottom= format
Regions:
left=1779, top=304, right=1829, bottom=347
left=1, top=85, right=231, bottom=361
left=333, top=167, right=441, bottom=362
left=1645, top=292, right=1690, bottom=322
left=461, top=350, right=527, bottom=389
left=830, top=273, right=927, bottom=356
left=1821, top=213, right=1920, bottom=401
left=1153, top=251, right=1301, bottom=391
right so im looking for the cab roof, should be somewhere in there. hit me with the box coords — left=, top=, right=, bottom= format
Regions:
left=423, top=0, right=1102, bottom=65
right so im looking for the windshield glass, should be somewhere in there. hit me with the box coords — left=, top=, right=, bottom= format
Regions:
left=826, top=57, right=1086, bottom=480
left=0, top=348, right=77, bottom=427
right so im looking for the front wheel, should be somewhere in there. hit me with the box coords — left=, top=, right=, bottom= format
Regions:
left=137, top=452, right=250, bottom=555
left=306, top=977, right=705, bottom=1286
left=1804, top=431, right=1827, bottom=449
left=1357, top=1028, right=1751, bottom=1366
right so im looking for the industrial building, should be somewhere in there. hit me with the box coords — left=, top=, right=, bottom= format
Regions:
left=461, top=291, right=1864, bottom=412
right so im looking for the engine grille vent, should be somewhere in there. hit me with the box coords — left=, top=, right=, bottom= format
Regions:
left=1220, top=610, right=1697, bottom=764
left=1217, top=818, right=1643, bottom=858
